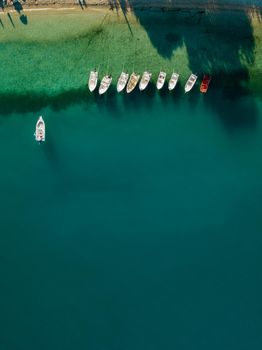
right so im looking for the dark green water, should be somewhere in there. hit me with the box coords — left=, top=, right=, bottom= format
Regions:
left=1, top=87, right=262, bottom=349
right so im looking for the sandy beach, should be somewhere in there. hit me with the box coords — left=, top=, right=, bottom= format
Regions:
left=2, top=0, right=262, bottom=11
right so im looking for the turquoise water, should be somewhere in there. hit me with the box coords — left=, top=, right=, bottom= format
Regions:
left=1, top=6, right=262, bottom=350
left=1, top=87, right=262, bottom=349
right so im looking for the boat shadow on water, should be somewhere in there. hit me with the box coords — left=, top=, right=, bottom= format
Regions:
left=95, top=88, right=120, bottom=116
left=41, top=128, right=61, bottom=171
left=0, top=73, right=259, bottom=131
left=204, top=72, right=259, bottom=130
left=120, top=81, right=157, bottom=111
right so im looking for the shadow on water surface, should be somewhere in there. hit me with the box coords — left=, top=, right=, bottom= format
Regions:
left=41, top=128, right=62, bottom=172
left=0, top=74, right=259, bottom=132
left=13, top=0, right=23, bottom=13
left=19, top=14, right=28, bottom=25
left=0, top=1, right=261, bottom=131
left=107, top=0, right=261, bottom=129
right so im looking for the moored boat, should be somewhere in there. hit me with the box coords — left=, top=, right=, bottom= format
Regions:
left=34, top=116, right=45, bottom=143
left=185, top=74, right=198, bottom=92
left=117, top=72, right=129, bottom=92
left=99, top=74, right=112, bottom=95
left=168, top=72, right=179, bottom=91
left=88, top=69, right=98, bottom=92
left=126, top=72, right=140, bottom=93
left=200, top=74, right=212, bottom=93
left=156, top=71, right=166, bottom=90
left=139, top=71, right=152, bottom=91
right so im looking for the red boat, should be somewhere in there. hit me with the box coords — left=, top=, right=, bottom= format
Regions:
left=200, top=74, right=212, bottom=93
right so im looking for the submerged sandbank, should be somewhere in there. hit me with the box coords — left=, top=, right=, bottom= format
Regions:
left=0, top=4, right=261, bottom=114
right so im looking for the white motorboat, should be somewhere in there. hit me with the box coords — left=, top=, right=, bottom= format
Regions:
left=117, top=72, right=129, bottom=92
left=34, top=116, right=45, bottom=143
left=139, top=71, right=152, bottom=91
left=99, top=74, right=112, bottom=95
left=156, top=71, right=166, bottom=90
left=168, top=72, right=179, bottom=91
left=126, top=73, right=140, bottom=93
left=88, top=69, right=98, bottom=92
left=185, top=74, right=198, bottom=92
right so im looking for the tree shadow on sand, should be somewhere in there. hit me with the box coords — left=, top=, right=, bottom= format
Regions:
left=78, top=0, right=87, bottom=10
left=109, top=0, right=134, bottom=36
left=1, top=0, right=261, bottom=132
left=13, top=0, right=28, bottom=25
left=7, top=12, right=15, bottom=28
left=109, top=0, right=262, bottom=131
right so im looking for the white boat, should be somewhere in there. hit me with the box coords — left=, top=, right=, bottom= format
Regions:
left=156, top=71, right=166, bottom=90
left=126, top=73, right=140, bottom=93
left=34, top=116, right=45, bottom=142
left=139, top=71, right=152, bottom=91
left=117, top=72, right=129, bottom=92
left=99, top=74, right=112, bottom=95
left=88, top=69, right=98, bottom=92
left=168, top=72, right=179, bottom=91
left=185, top=74, right=198, bottom=93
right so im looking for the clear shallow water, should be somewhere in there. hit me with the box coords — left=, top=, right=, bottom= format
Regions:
left=0, top=7, right=261, bottom=99
left=0, top=88, right=262, bottom=349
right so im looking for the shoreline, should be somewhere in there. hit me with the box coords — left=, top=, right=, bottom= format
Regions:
left=0, top=0, right=261, bottom=109
left=2, top=0, right=262, bottom=13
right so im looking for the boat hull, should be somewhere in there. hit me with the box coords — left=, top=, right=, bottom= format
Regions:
left=89, top=84, right=97, bottom=92
left=156, top=72, right=167, bottom=90
left=99, top=75, right=112, bottom=95
left=139, top=72, right=151, bottom=91
left=35, top=116, right=45, bottom=142
left=200, top=75, right=211, bottom=93
left=168, top=73, right=179, bottom=91
left=117, top=72, right=129, bottom=93
left=185, top=74, right=198, bottom=93
left=88, top=70, right=98, bottom=92
left=126, top=73, right=140, bottom=93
